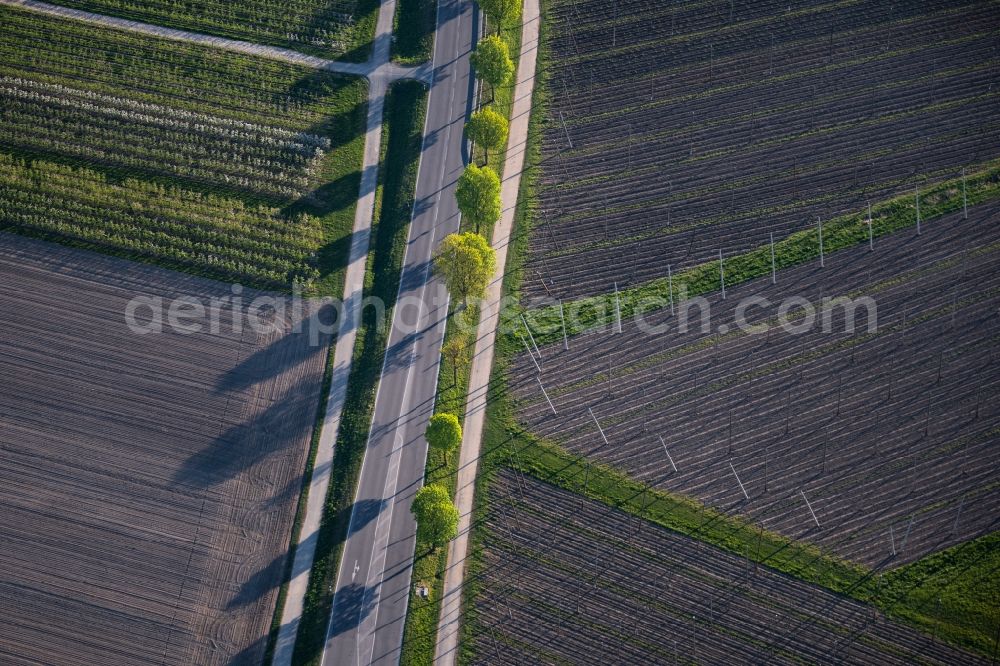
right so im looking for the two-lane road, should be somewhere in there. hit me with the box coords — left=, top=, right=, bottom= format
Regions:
left=322, top=1, right=477, bottom=664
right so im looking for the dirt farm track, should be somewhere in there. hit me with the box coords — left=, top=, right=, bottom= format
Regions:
left=0, top=234, right=330, bottom=665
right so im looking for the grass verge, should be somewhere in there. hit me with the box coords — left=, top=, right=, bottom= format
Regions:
left=880, top=532, right=1000, bottom=655
left=392, top=0, right=437, bottom=65
left=273, top=79, right=429, bottom=666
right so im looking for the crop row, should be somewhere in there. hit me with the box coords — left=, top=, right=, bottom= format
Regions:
left=50, top=0, right=359, bottom=53
left=522, top=163, right=1000, bottom=343
left=0, top=153, right=322, bottom=289
left=510, top=205, right=1000, bottom=566
left=0, top=237, right=332, bottom=665
left=548, top=0, right=983, bottom=89
left=1, top=79, right=327, bottom=199
left=530, top=85, right=998, bottom=301
left=0, top=5, right=365, bottom=132
left=523, top=0, right=998, bottom=301
left=554, top=0, right=976, bottom=79
left=550, top=29, right=997, bottom=188
left=465, top=470, right=983, bottom=665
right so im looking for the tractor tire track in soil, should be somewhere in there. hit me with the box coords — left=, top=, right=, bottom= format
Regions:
left=0, top=235, right=330, bottom=665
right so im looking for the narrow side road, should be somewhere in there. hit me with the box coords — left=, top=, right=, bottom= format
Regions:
left=433, top=0, right=541, bottom=663
left=273, top=0, right=412, bottom=663
left=321, top=1, right=477, bottom=664
left=0, top=0, right=431, bottom=83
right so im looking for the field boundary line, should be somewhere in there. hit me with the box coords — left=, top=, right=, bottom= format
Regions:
left=432, top=0, right=541, bottom=663
left=0, top=0, right=431, bottom=83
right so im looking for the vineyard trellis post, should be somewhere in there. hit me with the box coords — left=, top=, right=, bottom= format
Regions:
left=537, top=377, right=557, bottom=415
left=719, top=249, right=726, bottom=299
left=521, top=314, right=541, bottom=358
left=900, top=515, right=915, bottom=553
left=658, top=435, right=678, bottom=472
left=520, top=332, right=541, bottom=372
left=558, top=110, right=573, bottom=149
left=800, top=489, right=820, bottom=528
left=915, top=186, right=921, bottom=235
left=729, top=462, right=749, bottom=500
left=488, top=625, right=504, bottom=661
left=589, top=407, right=610, bottom=447
left=889, top=524, right=896, bottom=556
left=613, top=282, right=623, bottom=334
left=951, top=494, right=965, bottom=536
left=559, top=300, right=569, bottom=350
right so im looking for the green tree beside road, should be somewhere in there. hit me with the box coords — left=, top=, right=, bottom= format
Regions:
left=425, top=413, right=462, bottom=464
left=434, top=232, right=496, bottom=305
left=480, top=0, right=521, bottom=28
left=470, top=34, right=514, bottom=92
left=464, top=108, right=509, bottom=164
left=455, top=164, right=501, bottom=232
left=411, top=484, right=459, bottom=550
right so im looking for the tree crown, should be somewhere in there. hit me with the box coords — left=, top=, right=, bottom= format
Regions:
left=434, top=232, right=497, bottom=303
left=471, top=35, right=514, bottom=88
left=455, top=164, right=502, bottom=232
left=480, top=0, right=521, bottom=26
left=426, top=413, right=462, bottom=453
left=464, top=108, right=509, bottom=151
left=411, top=484, right=459, bottom=546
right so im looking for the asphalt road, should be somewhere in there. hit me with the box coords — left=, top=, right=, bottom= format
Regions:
left=322, top=2, right=477, bottom=665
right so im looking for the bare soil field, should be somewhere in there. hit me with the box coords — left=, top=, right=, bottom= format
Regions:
left=466, top=470, right=985, bottom=665
left=511, top=203, right=1000, bottom=567
left=524, top=0, right=1000, bottom=302
left=0, top=234, right=331, bottom=665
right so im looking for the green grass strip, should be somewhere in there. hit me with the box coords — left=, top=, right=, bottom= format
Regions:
left=392, top=0, right=436, bottom=65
